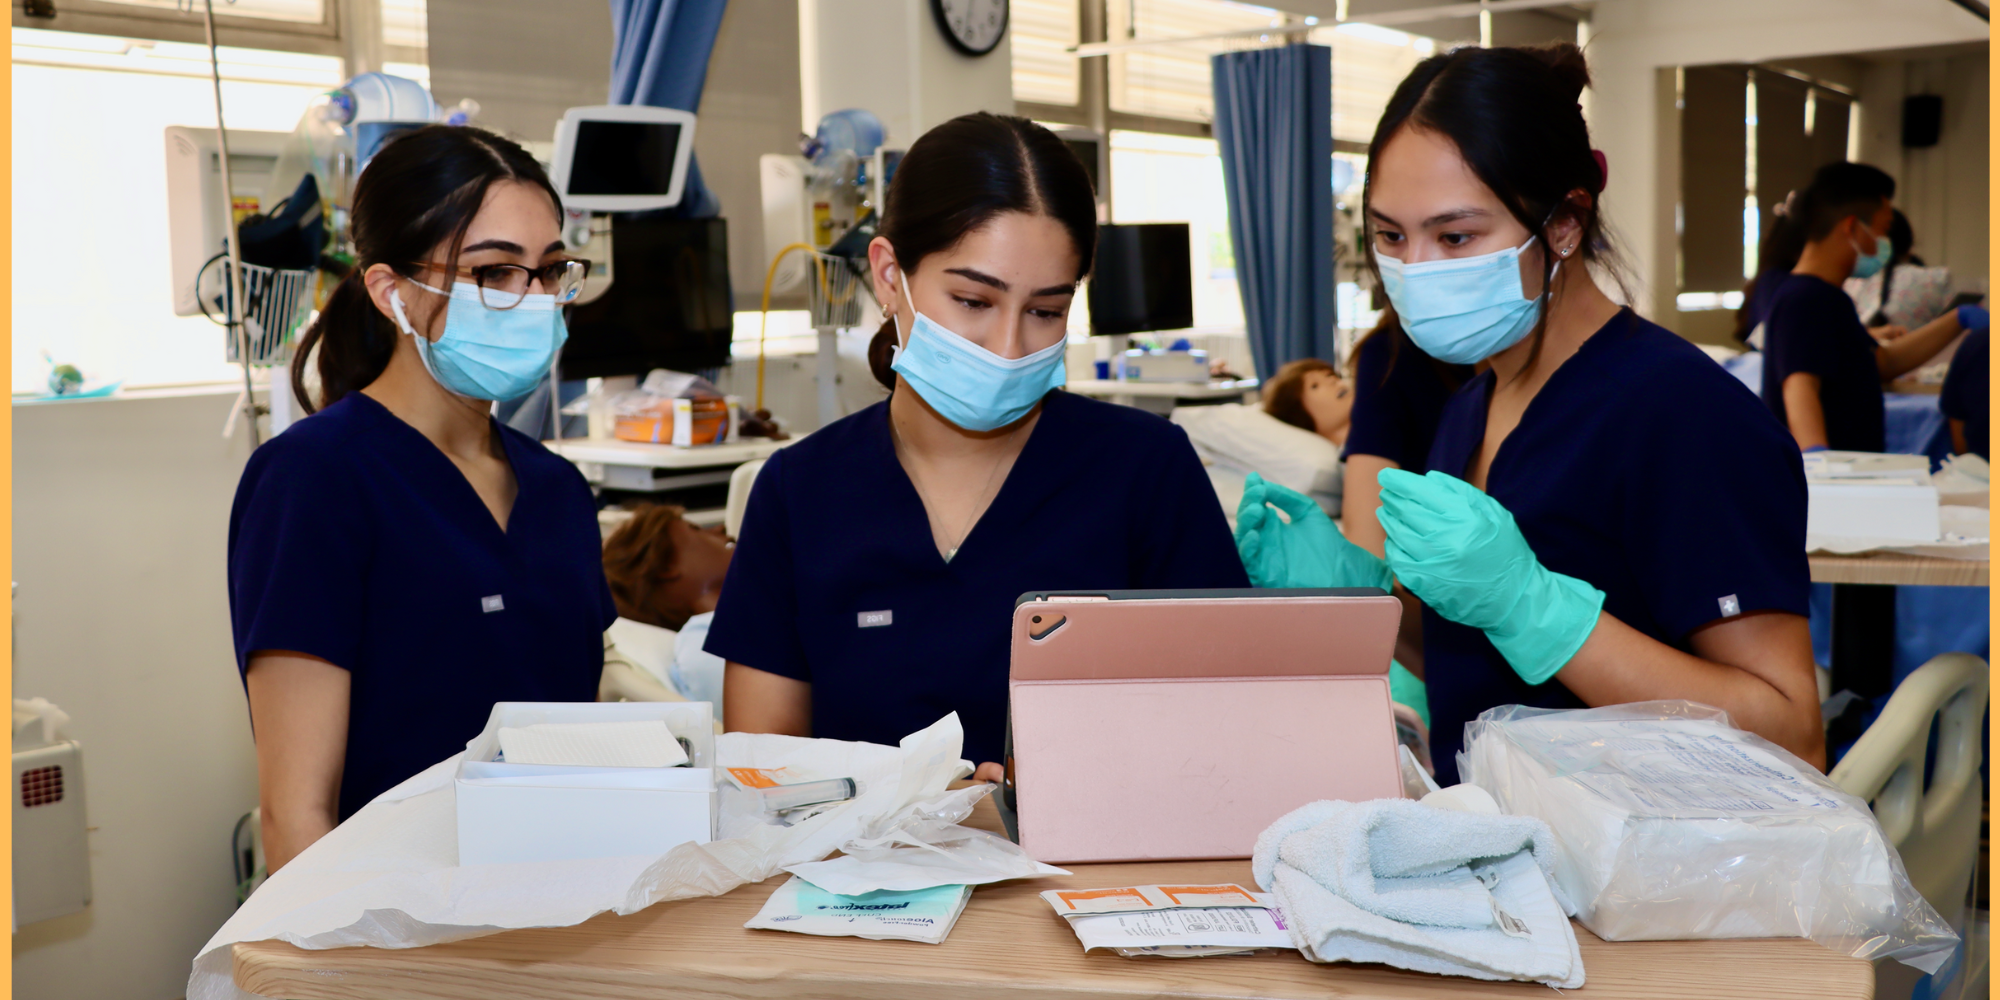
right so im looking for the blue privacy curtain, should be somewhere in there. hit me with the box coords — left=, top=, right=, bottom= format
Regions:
left=1211, top=44, right=1334, bottom=381
left=609, top=0, right=731, bottom=218
left=502, top=0, right=732, bottom=434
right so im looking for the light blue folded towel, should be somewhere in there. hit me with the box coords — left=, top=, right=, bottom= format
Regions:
left=1252, top=794, right=1583, bottom=987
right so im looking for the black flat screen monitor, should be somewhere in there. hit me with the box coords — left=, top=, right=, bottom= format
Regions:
left=1089, top=223, right=1193, bottom=335
left=567, top=121, right=684, bottom=197
left=561, top=216, right=733, bottom=379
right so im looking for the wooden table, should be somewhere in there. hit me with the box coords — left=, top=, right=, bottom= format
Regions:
left=233, top=800, right=1872, bottom=1000
left=1809, top=551, right=1989, bottom=587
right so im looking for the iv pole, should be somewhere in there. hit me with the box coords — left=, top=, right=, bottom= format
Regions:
left=202, top=0, right=263, bottom=447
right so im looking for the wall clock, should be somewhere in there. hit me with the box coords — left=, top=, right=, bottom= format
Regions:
left=931, top=0, right=1008, bottom=57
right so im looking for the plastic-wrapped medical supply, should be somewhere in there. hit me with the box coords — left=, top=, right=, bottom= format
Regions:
left=1460, top=701, right=1958, bottom=972
left=745, top=876, right=972, bottom=944
left=609, top=370, right=735, bottom=445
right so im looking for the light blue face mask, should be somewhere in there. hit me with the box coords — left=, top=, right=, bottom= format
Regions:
left=888, top=270, right=1067, bottom=432
left=1375, top=235, right=1556, bottom=365
left=1850, top=226, right=1892, bottom=280
left=390, top=280, right=568, bottom=402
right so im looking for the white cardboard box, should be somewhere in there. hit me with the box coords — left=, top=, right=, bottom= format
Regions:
left=1806, top=481, right=1941, bottom=542
left=456, top=702, right=716, bottom=867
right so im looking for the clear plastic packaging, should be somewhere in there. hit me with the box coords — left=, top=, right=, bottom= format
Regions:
left=609, top=370, right=734, bottom=445
left=1460, top=701, right=1957, bottom=973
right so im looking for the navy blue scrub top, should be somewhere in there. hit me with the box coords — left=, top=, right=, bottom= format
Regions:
left=1940, top=327, right=1989, bottom=459
left=1343, top=327, right=1474, bottom=474
left=1761, top=273, right=1886, bottom=452
left=228, top=392, right=615, bottom=819
left=705, top=389, right=1249, bottom=765
left=1424, top=311, right=1810, bottom=783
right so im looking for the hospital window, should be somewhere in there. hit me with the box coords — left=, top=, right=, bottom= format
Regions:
left=1108, top=0, right=1283, bottom=123
left=1323, top=22, right=1435, bottom=146
left=1011, top=0, right=1079, bottom=108
left=11, top=27, right=346, bottom=393
left=1107, top=131, right=1245, bottom=333
left=71, top=0, right=327, bottom=24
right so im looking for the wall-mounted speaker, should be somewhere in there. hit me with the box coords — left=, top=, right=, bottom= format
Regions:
left=1902, top=94, right=1944, bottom=148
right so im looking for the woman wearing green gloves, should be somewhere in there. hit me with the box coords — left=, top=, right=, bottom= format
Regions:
left=1244, top=43, right=1822, bottom=783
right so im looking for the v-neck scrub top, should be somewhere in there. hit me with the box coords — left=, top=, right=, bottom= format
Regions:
left=228, top=392, right=616, bottom=819
left=704, top=389, right=1249, bottom=765
left=1343, top=327, right=1474, bottom=474
left=1422, top=311, right=1810, bottom=784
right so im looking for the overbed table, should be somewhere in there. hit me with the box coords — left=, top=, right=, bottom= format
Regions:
left=233, top=798, right=1873, bottom=1000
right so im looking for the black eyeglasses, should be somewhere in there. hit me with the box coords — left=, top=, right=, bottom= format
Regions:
left=412, top=259, right=590, bottom=309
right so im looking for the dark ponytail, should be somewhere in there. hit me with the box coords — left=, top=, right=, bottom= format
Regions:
left=290, top=124, right=562, bottom=413
left=1364, top=42, right=1623, bottom=377
left=865, top=112, right=1099, bottom=390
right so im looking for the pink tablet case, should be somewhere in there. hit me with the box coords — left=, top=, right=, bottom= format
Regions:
left=1008, top=591, right=1403, bottom=864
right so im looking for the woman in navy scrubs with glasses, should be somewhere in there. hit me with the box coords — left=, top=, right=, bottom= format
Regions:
left=710, top=113, right=1247, bottom=773
left=228, top=126, right=613, bottom=873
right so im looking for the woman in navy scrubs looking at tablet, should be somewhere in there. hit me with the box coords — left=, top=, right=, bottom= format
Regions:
left=229, top=126, right=614, bottom=872
left=710, top=113, right=1247, bottom=772
left=1352, top=44, right=1822, bottom=782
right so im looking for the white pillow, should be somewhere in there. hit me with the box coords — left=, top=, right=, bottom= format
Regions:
left=607, top=617, right=678, bottom=688
left=1172, top=403, right=1343, bottom=504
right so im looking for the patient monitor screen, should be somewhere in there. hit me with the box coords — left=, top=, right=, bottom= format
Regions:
left=567, top=121, right=682, bottom=196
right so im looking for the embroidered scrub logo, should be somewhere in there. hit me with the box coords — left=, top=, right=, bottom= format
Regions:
left=1717, top=594, right=1740, bottom=617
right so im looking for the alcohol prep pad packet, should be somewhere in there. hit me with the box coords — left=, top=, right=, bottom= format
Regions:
left=745, top=876, right=973, bottom=944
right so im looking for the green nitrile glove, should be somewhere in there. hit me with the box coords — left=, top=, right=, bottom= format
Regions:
left=1388, top=660, right=1429, bottom=726
left=1234, top=473, right=1394, bottom=592
left=1375, top=468, right=1604, bottom=686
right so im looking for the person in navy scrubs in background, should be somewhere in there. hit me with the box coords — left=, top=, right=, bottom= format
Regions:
left=229, top=126, right=613, bottom=872
left=1940, top=324, right=1989, bottom=459
left=1337, top=308, right=1474, bottom=673
left=1355, top=43, right=1825, bottom=783
left=711, top=113, right=1247, bottom=772
left=1762, top=162, right=1986, bottom=452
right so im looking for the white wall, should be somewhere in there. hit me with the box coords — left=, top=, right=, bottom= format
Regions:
left=12, top=387, right=265, bottom=1000
left=1856, top=49, right=1991, bottom=292
left=798, top=0, right=1015, bottom=148
left=1584, top=0, right=1987, bottom=324
left=700, top=0, right=806, bottom=308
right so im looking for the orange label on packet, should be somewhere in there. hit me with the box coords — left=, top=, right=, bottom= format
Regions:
left=1051, top=887, right=1150, bottom=910
left=726, top=767, right=782, bottom=789
left=1041, top=884, right=1274, bottom=917
left=1158, top=885, right=1258, bottom=906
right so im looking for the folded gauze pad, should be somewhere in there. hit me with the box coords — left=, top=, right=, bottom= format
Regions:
left=497, top=720, right=689, bottom=768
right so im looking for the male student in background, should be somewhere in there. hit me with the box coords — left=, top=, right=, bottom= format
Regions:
left=1762, top=162, right=1986, bottom=452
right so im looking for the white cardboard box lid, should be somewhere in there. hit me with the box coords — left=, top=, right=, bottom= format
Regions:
left=464, top=701, right=714, bottom=768
left=457, top=760, right=714, bottom=792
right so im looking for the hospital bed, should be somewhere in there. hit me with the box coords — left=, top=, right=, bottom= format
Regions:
left=1171, top=403, right=1344, bottom=526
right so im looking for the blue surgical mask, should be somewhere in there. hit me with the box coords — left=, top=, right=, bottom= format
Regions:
left=1851, top=227, right=1892, bottom=280
left=389, top=280, right=567, bottom=401
left=888, top=270, right=1066, bottom=432
left=1375, top=235, right=1555, bottom=365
